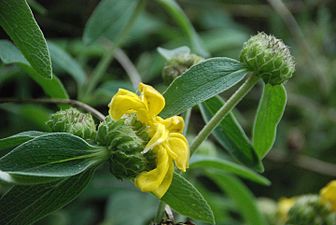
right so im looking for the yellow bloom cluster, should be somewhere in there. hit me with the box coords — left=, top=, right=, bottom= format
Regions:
left=320, top=180, right=336, bottom=211
left=277, top=197, right=296, bottom=222
left=108, top=83, right=189, bottom=198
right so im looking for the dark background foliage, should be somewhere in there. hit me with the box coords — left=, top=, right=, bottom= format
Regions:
left=1, top=0, right=336, bottom=224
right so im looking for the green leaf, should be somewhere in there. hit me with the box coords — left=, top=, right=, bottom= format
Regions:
left=157, top=46, right=190, bottom=60
left=0, top=169, right=95, bottom=225
left=199, top=96, right=263, bottom=171
left=207, top=172, right=267, bottom=225
left=190, top=155, right=270, bottom=185
left=0, top=130, right=45, bottom=150
left=161, top=57, right=247, bottom=118
left=155, top=0, right=209, bottom=57
left=253, top=84, right=287, bottom=158
left=103, top=191, right=157, bottom=225
left=0, top=40, right=68, bottom=99
left=0, top=172, right=60, bottom=185
left=0, top=133, right=107, bottom=177
left=162, top=172, right=215, bottom=224
left=83, top=0, right=138, bottom=45
left=48, top=42, right=86, bottom=86
left=0, top=0, right=52, bottom=79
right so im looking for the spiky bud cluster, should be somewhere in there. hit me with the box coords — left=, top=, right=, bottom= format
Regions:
left=286, top=195, right=336, bottom=225
left=240, top=32, right=295, bottom=85
left=161, top=48, right=203, bottom=84
left=96, top=115, right=155, bottom=179
left=46, top=107, right=96, bottom=141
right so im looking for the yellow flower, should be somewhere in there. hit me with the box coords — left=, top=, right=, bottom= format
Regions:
left=108, top=83, right=189, bottom=198
left=277, top=197, right=296, bottom=222
left=320, top=180, right=336, bottom=211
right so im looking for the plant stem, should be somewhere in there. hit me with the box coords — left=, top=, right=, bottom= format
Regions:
left=115, top=48, right=142, bottom=89
left=81, top=0, right=147, bottom=99
left=0, top=98, right=105, bottom=121
left=190, top=75, right=259, bottom=155
left=83, top=46, right=116, bottom=99
left=154, top=201, right=166, bottom=224
left=183, top=108, right=191, bottom=135
left=267, top=150, right=336, bottom=177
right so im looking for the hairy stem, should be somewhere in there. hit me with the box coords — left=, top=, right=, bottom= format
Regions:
left=190, top=75, right=259, bottom=155
left=0, top=98, right=105, bottom=121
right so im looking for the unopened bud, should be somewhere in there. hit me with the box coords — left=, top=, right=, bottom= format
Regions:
left=159, top=46, right=203, bottom=84
left=46, top=107, right=96, bottom=140
left=240, top=32, right=295, bottom=85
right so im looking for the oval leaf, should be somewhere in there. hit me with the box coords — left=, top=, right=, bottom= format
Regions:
left=0, top=171, right=60, bottom=185
left=0, top=133, right=107, bottom=177
left=103, top=191, right=157, bottom=225
left=190, top=155, right=270, bottom=186
left=83, top=0, right=138, bottom=44
left=207, top=172, right=267, bottom=225
left=0, top=0, right=52, bottom=78
left=0, top=131, right=45, bottom=150
left=0, top=40, right=68, bottom=99
left=161, top=57, right=247, bottom=118
left=0, top=169, right=95, bottom=225
left=200, top=96, right=263, bottom=171
left=253, top=84, right=287, bottom=158
left=162, top=172, right=215, bottom=224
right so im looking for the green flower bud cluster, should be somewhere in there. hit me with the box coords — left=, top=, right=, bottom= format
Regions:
left=96, top=115, right=155, bottom=179
left=240, top=32, right=295, bottom=85
left=46, top=107, right=96, bottom=141
left=286, top=195, right=336, bottom=225
left=162, top=52, right=203, bottom=84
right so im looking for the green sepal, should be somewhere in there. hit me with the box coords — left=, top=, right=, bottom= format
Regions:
left=96, top=116, right=155, bottom=179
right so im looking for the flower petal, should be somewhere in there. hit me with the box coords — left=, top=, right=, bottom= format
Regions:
left=108, top=88, right=147, bottom=121
left=156, top=116, right=184, bottom=133
left=152, top=161, right=174, bottom=198
left=143, top=123, right=168, bottom=153
left=167, top=133, right=189, bottom=172
left=134, top=146, right=170, bottom=193
left=321, top=180, right=336, bottom=211
left=139, top=83, right=165, bottom=117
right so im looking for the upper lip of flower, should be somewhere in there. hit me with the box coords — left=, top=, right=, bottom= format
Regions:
left=108, top=82, right=189, bottom=198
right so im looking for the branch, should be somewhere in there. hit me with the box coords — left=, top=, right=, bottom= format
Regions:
left=115, top=48, right=142, bottom=89
left=0, top=98, right=105, bottom=121
left=267, top=151, right=336, bottom=177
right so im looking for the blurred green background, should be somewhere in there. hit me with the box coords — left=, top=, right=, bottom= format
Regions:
left=1, top=0, right=336, bottom=224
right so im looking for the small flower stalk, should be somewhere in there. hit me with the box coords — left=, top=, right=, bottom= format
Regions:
left=240, top=32, right=295, bottom=85
left=47, top=107, right=96, bottom=141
